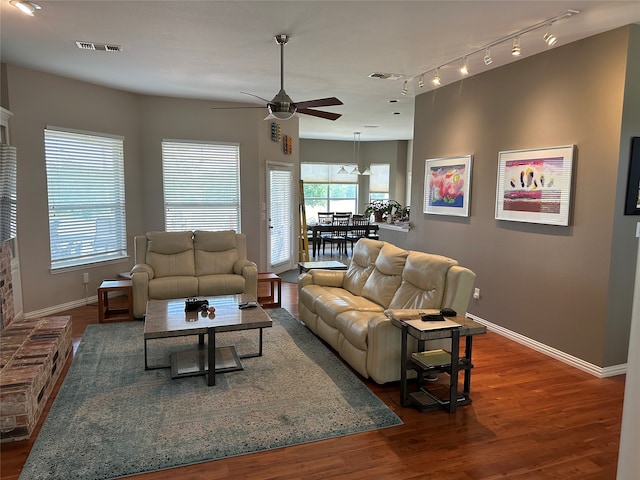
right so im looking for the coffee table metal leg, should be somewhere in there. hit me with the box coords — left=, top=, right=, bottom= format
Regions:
left=207, top=327, right=216, bottom=386
left=238, top=327, right=265, bottom=359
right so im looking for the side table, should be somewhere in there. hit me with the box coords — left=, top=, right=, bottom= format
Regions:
left=98, top=279, right=133, bottom=323
left=257, top=272, right=281, bottom=308
left=389, top=312, right=486, bottom=413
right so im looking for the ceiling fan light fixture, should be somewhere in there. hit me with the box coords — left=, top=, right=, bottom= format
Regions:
left=10, top=0, right=41, bottom=15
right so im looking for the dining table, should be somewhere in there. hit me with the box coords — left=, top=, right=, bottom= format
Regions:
left=308, top=222, right=379, bottom=257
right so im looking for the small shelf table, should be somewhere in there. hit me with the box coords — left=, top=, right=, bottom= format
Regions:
left=389, top=312, right=487, bottom=413
left=97, top=279, right=133, bottom=323
left=257, top=272, right=281, bottom=308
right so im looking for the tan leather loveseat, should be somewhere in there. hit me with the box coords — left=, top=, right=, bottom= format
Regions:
left=130, top=230, right=258, bottom=319
left=298, top=238, right=475, bottom=384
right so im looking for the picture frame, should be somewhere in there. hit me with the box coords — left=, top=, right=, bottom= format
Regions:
left=495, top=145, right=575, bottom=226
left=624, top=137, right=640, bottom=215
left=423, top=155, right=473, bottom=217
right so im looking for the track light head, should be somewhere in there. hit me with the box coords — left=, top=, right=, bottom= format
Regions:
left=401, top=80, right=408, bottom=95
left=460, top=57, right=469, bottom=75
left=483, top=48, right=493, bottom=66
left=543, top=32, right=558, bottom=46
left=512, top=37, right=521, bottom=56
left=432, top=69, right=441, bottom=86
left=418, top=75, right=424, bottom=88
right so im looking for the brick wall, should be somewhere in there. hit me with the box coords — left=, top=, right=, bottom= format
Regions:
left=0, top=240, right=14, bottom=329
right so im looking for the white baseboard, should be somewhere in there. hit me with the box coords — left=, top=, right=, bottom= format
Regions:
left=24, top=294, right=99, bottom=319
left=467, top=313, right=627, bottom=378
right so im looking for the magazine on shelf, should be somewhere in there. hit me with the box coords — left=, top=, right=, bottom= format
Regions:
left=411, top=349, right=452, bottom=369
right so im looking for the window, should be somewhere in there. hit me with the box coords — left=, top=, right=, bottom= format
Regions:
left=300, top=163, right=357, bottom=221
left=162, top=139, right=240, bottom=232
left=369, top=164, right=390, bottom=202
left=0, top=145, right=17, bottom=243
left=44, top=127, right=127, bottom=270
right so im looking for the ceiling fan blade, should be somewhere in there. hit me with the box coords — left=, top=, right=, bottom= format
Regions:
left=210, top=105, right=266, bottom=110
left=294, top=97, right=343, bottom=109
left=240, top=91, right=271, bottom=104
left=297, top=108, right=342, bottom=121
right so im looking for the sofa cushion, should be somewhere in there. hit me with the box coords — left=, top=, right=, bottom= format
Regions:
left=198, top=274, right=245, bottom=296
left=193, top=230, right=239, bottom=276
left=311, top=287, right=383, bottom=328
left=335, top=310, right=375, bottom=351
left=343, top=239, right=383, bottom=296
left=146, top=231, right=195, bottom=277
left=389, top=251, right=458, bottom=309
left=148, top=276, right=198, bottom=299
left=361, top=243, right=408, bottom=308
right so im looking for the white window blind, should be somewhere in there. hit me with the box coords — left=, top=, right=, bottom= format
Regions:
left=369, top=164, right=390, bottom=193
left=44, top=127, right=127, bottom=270
left=0, top=145, right=17, bottom=242
left=269, top=167, right=292, bottom=265
left=162, top=140, right=240, bottom=232
left=300, top=163, right=358, bottom=184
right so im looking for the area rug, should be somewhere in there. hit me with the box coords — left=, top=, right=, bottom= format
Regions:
left=20, top=309, right=401, bottom=480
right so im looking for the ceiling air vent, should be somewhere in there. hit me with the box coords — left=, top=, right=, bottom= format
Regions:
left=368, top=72, right=402, bottom=81
left=76, top=41, right=122, bottom=52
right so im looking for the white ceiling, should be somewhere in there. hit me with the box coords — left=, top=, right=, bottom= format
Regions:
left=1, top=1, right=639, bottom=141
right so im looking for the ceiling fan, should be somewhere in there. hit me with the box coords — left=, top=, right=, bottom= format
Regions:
left=213, top=34, right=343, bottom=121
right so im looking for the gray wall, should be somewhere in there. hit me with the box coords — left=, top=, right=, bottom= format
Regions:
left=4, top=64, right=298, bottom=314
left=405, top=26, right=639, bottom=368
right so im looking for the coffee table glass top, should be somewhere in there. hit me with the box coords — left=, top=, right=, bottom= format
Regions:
left=144, top=294, right=272, bottom=339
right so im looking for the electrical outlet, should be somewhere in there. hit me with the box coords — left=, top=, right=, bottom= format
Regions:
left=82, top=272, right=89, bottom=284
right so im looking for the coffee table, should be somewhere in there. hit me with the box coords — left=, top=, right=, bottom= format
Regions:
left=298, top=260, right=348, bottom=274
left=143, top=294, right=272, bottom=386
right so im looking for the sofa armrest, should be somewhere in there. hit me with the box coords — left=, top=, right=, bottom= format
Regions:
left=384, top=308, right=440, bottom=320
left=306, top=269, right=346, bottom=288
left=130, top=263, right=154, bottom=319
left=234, top=259, right=258, bottom=300
left=131, top=263, right=154, bottom=279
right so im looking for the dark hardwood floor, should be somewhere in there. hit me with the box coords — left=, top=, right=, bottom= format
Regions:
left=1, top=266, right=625, bottom=479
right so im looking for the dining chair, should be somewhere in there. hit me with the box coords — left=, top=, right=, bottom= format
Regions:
left=346, top=216, right=371, bottom=253
left=322, top=213, right=351, bottom=257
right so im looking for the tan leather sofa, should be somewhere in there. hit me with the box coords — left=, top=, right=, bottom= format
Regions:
left=298, top=238, right=476, bottom=384
left=130, top=230, right=258, bottom=319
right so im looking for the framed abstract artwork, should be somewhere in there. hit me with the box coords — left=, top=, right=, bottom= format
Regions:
left=495, top=145, right=575, bottom=226
left=624, top=137, right=640, bottom=215
left=423, top=155, right=473, bottom=217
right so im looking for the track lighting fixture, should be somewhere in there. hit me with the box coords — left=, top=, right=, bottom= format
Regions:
left=483, top=48, right=493, bottom=65
left=10, top=0, right=41, bottom=15
left=404, top=9, right=577, bottom=91
left=432, top=69, right=441, bottom=86
left=401, top=81, right=408, bottom=95
left=511, top=37, right=521, bottom=56
left=543, top=32, right=558, bottom=46
left=460, top=57, right=469, bottom=75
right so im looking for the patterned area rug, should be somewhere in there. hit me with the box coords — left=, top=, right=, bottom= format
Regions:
left=20, top=309, right=401, bottom=480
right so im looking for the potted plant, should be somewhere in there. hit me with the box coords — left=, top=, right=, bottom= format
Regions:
left=364, top=200, right=403, bottom=222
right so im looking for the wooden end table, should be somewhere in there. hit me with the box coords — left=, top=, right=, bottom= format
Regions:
left=98, top=279, right=133, bottom=323
left=257, top=272, right=281, bottom=308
